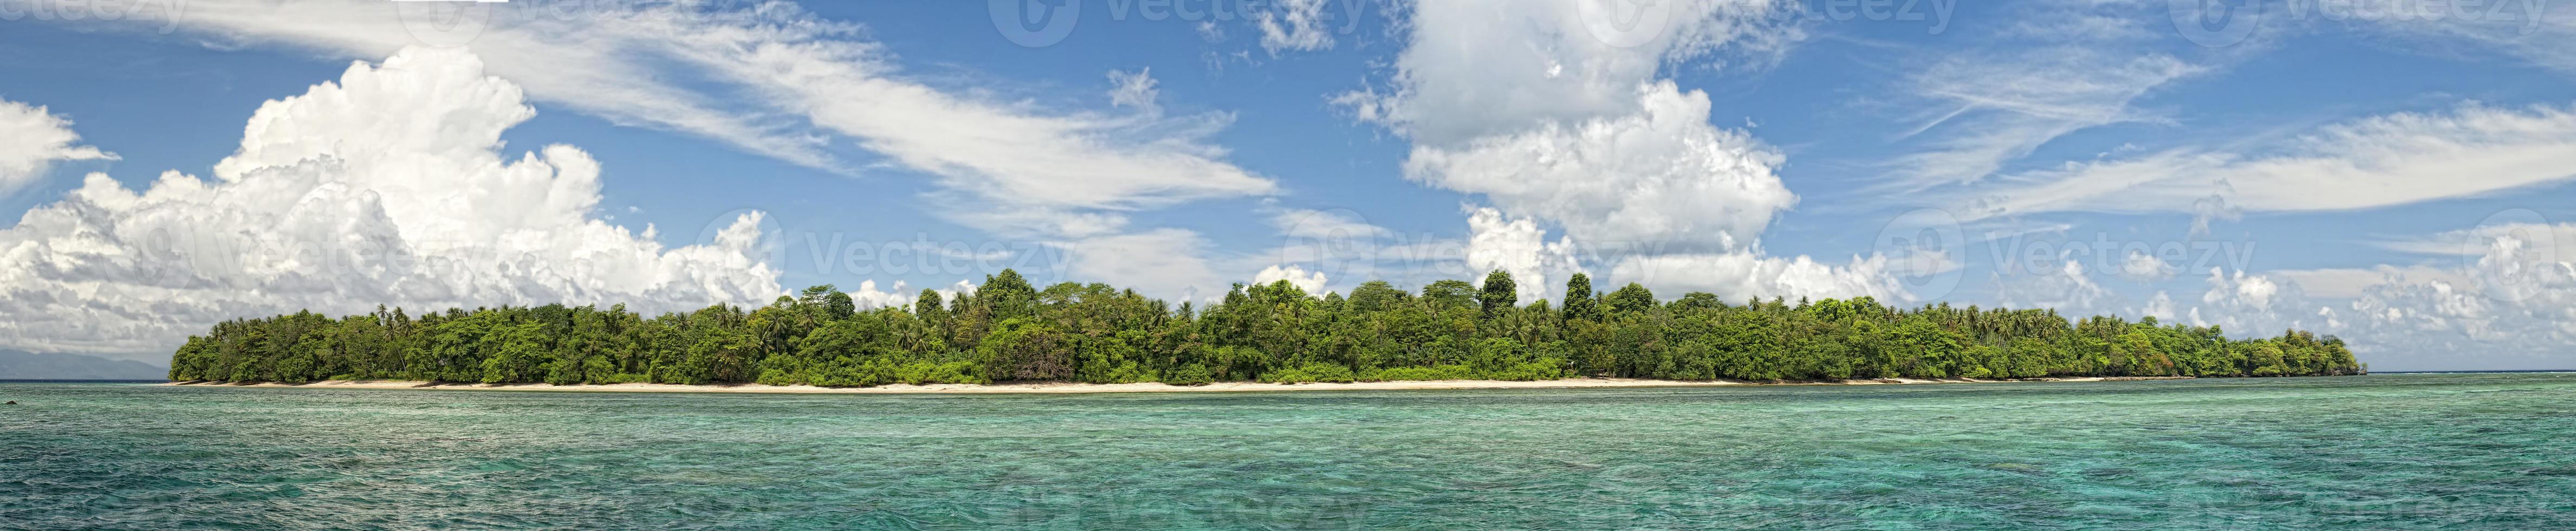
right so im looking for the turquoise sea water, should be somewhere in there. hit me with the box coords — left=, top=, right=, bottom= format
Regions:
left=5, top=374, right=2574, bottom=529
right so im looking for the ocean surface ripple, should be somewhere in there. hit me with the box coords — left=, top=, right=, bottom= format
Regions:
left=5, top=373, right=2573, bottom=529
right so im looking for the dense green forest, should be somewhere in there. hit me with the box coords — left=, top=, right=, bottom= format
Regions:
left=169, top=269, right=2364, bottom=385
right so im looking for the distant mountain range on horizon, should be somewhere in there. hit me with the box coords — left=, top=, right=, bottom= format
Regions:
left=0, top=351, right=168, bottom=380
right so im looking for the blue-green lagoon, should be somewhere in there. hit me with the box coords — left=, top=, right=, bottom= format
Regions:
left=5, top=373, right=2573, bottom=529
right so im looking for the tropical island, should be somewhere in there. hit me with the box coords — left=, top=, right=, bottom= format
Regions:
left=166, top=270, right=2364, bottom=392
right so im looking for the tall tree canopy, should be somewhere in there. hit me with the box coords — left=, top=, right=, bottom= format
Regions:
left=171, top=269, right=2365, bottom=386
left=1420, top=280, right=1477, bottom=310
left=1561, top=273, right=1601, bottom=322
left=1606, top=283, right=1656, bottom=315
left=1479, top=270, right=1517, bottom=318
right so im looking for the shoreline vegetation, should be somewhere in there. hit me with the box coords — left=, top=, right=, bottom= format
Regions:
left=161, top=376, right=2201, bottom=394
left=167, top=269, right=2365, bottom=388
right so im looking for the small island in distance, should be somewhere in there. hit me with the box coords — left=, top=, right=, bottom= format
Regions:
left=166, top=269, right=2364, bottom=392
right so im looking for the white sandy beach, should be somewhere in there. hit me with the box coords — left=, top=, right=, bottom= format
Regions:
left=162, top=376, right=2184, bottom=394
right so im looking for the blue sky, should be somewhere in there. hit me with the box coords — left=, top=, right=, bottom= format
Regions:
left=3, top=0, right=2574, bottom=371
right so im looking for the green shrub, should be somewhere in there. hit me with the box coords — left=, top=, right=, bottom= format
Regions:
left=1361, top=364, right=1477, bottom=382
left=756, top=368, right=797, bottom=386
left=1261, top=362, right=1357, bottom=384
left=897, top=361, right=986, bottom=385
left=160, top=271, right=2367, bottom=387
left=1160, top=364, right=1215, bottom=386
left=1302, top=363, right=1356, bottom=383
left=1484, top=359, right=1569, bottom=381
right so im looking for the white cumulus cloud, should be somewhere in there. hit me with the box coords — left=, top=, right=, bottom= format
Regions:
left=1993, top=260, right=2118, bottom=316
left=1341, top=0, right=1795, bottom=146
left=0, top=99, right=118, bottom=197
left=0, top=48, right=781, bottom=358
left=98, top=0, right=1274, bottom=301
left=1609, top=251, right=1896, bottom=303
left=1463, top=208, right=1585, bottom=303
left=841, top=280, right=919, bottom=312
left=1348, top=0, right=1891, bottom=302
left=1251, top=264, right=1329, bottom=296
left=2153, top=234, right=2576, bottom=370
left=1403, top=82, right=1794, bottom=251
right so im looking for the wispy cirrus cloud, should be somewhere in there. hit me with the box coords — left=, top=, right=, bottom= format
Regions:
left=1951, top=101, right=2576, bottom=221
left=1887, top=48, right=2205, bottom=191
left=1873, top=1, right=2212, bottom=192
left=100, top=0, right=1277, bottom=299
